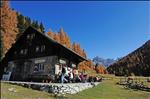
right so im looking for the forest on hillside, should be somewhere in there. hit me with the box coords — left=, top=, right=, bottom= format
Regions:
left=107, top=40, right=150, bottom=76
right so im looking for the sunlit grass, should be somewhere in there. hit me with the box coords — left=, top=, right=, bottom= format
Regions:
left=1, top=75, right=150, bottom=99
left=1, top=82, right=54, bottom=99
left=68, top=79, right=150, bottom=99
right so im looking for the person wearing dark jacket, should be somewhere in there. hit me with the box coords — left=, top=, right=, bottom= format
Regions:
left=61, top=65, right=66, bottom=84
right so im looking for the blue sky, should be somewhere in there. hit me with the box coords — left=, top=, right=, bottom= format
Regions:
left=10, top=1, right=150, bottom=59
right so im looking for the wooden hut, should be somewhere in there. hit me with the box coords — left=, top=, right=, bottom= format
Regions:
left=1, top=26, right=86, bottom=82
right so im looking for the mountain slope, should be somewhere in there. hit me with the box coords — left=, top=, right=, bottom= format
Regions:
left=93, top=56, right=116, bottom=67
left=107, top=40, right=150, bottom=76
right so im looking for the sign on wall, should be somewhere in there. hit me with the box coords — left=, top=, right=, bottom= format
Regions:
left=59, top=59, right=66, bottom=64
left=34, top=59, right=45, bottom=64
left=2, top=72, right=12, bottom=81
left=72, top=64, right=76, bottom=68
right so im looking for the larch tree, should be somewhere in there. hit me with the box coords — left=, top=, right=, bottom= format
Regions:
left=65, top=34, right=71, bottom=48
left=59, top=27, right=66, bottom=46
left=77, top=44, right=83, bottom=56
left=78, top=60, right=95, bottom=72
left=53, top=33, right=60, bottom=43
left=72, top=42, right=78, bottom=53
left=82, top=49, right=87, bottom=58
left=46, top=27, right=87, bottom=58
left=47, top=28, right=54, bottom=39
left=0, top=0, right=18, bottom=60
left=58, top=27, right=71, bottom=48
left=95, top=65, right=107, bottom=74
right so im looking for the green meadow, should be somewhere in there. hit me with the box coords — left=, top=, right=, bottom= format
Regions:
left=68, top=79, right=150, bottom=99
left=1, top=76, right=150, bottom=99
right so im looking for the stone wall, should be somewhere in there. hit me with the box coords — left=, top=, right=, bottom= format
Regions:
left=2, top=81, right=100, bottom=95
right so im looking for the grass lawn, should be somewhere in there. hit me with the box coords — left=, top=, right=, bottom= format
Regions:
left=1, top=82, right=54, bottom=99
left=68, top=79, right=150, bottom=99
left=1, top=76, right=150, bottom=99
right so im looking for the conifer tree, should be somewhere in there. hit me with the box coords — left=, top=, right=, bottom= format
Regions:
left=47, top=28, right=54, bottom=39
left=53, top=33, right=60, bottom=43
left=59, top=27, right=66, bottom=46
left=39, top=22, right=45, bottom=33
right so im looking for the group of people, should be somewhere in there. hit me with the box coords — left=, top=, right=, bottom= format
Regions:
left=54, top=64, right=102, bottom=83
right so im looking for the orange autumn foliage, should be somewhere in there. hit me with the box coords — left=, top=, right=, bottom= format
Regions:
left=53, top=33, right=60, bottom=43
left=75, top=59, right=109, bottom=74
left=78, top=60, right=95, bottom=71
left=72, top=42, right=87, bottom=58
left=95, top=65, right=108, bottom=74
left=47, top=29, right=54, bottom=39
left=0, top=0, right=18, bottom=59
left=78, top=60, right=108, bottom=74
left=47, top=28, right=71, bottom=48
left=59, top=28, right=71, bottom=48
left=47, top=27, right=87, bottom=58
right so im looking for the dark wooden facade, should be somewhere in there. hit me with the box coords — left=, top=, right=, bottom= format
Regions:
left=1, top=26, right=86, bottom=81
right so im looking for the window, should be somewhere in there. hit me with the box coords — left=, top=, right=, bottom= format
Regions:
left=27, top=35, right=30, bottom=39
left=33, top=63, right=44, bottom=72
left=20, top=49, right=28, bottom=55
left=59, top=59, right=66, bottom=64
left=27, top=33, right=35, bottom=40
left=41, top=45, right=45, bottom=52
left=36, top=45, right=45, bottom=52
left=24, top=49, right=28, bottom=55
left=14, top=51, right=17, bottom=55
left=31, top=34, right=35, bottom=39
left=20, top=49, right=24, bottom=54
left=36, top=46, right=40, bottom=52
left=35, top=45, right=46, bottom=53
left=34, top=65, right=38, bottom=72
left=39, top=64, right=44, bottom=71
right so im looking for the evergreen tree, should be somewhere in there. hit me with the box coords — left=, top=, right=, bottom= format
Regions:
left=24, top=17, right=31, bottom=28
left=17, top=13, right=26, bottom=36
left=32, top=20, right=39, bottom=29
left=39, top=22, right=45, bottom=33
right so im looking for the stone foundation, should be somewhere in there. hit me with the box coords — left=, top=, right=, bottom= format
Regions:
left=2, top=81, right=100, bottom=94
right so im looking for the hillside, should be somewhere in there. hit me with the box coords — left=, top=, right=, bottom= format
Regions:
left=107, top=40, right=150, bottom=76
